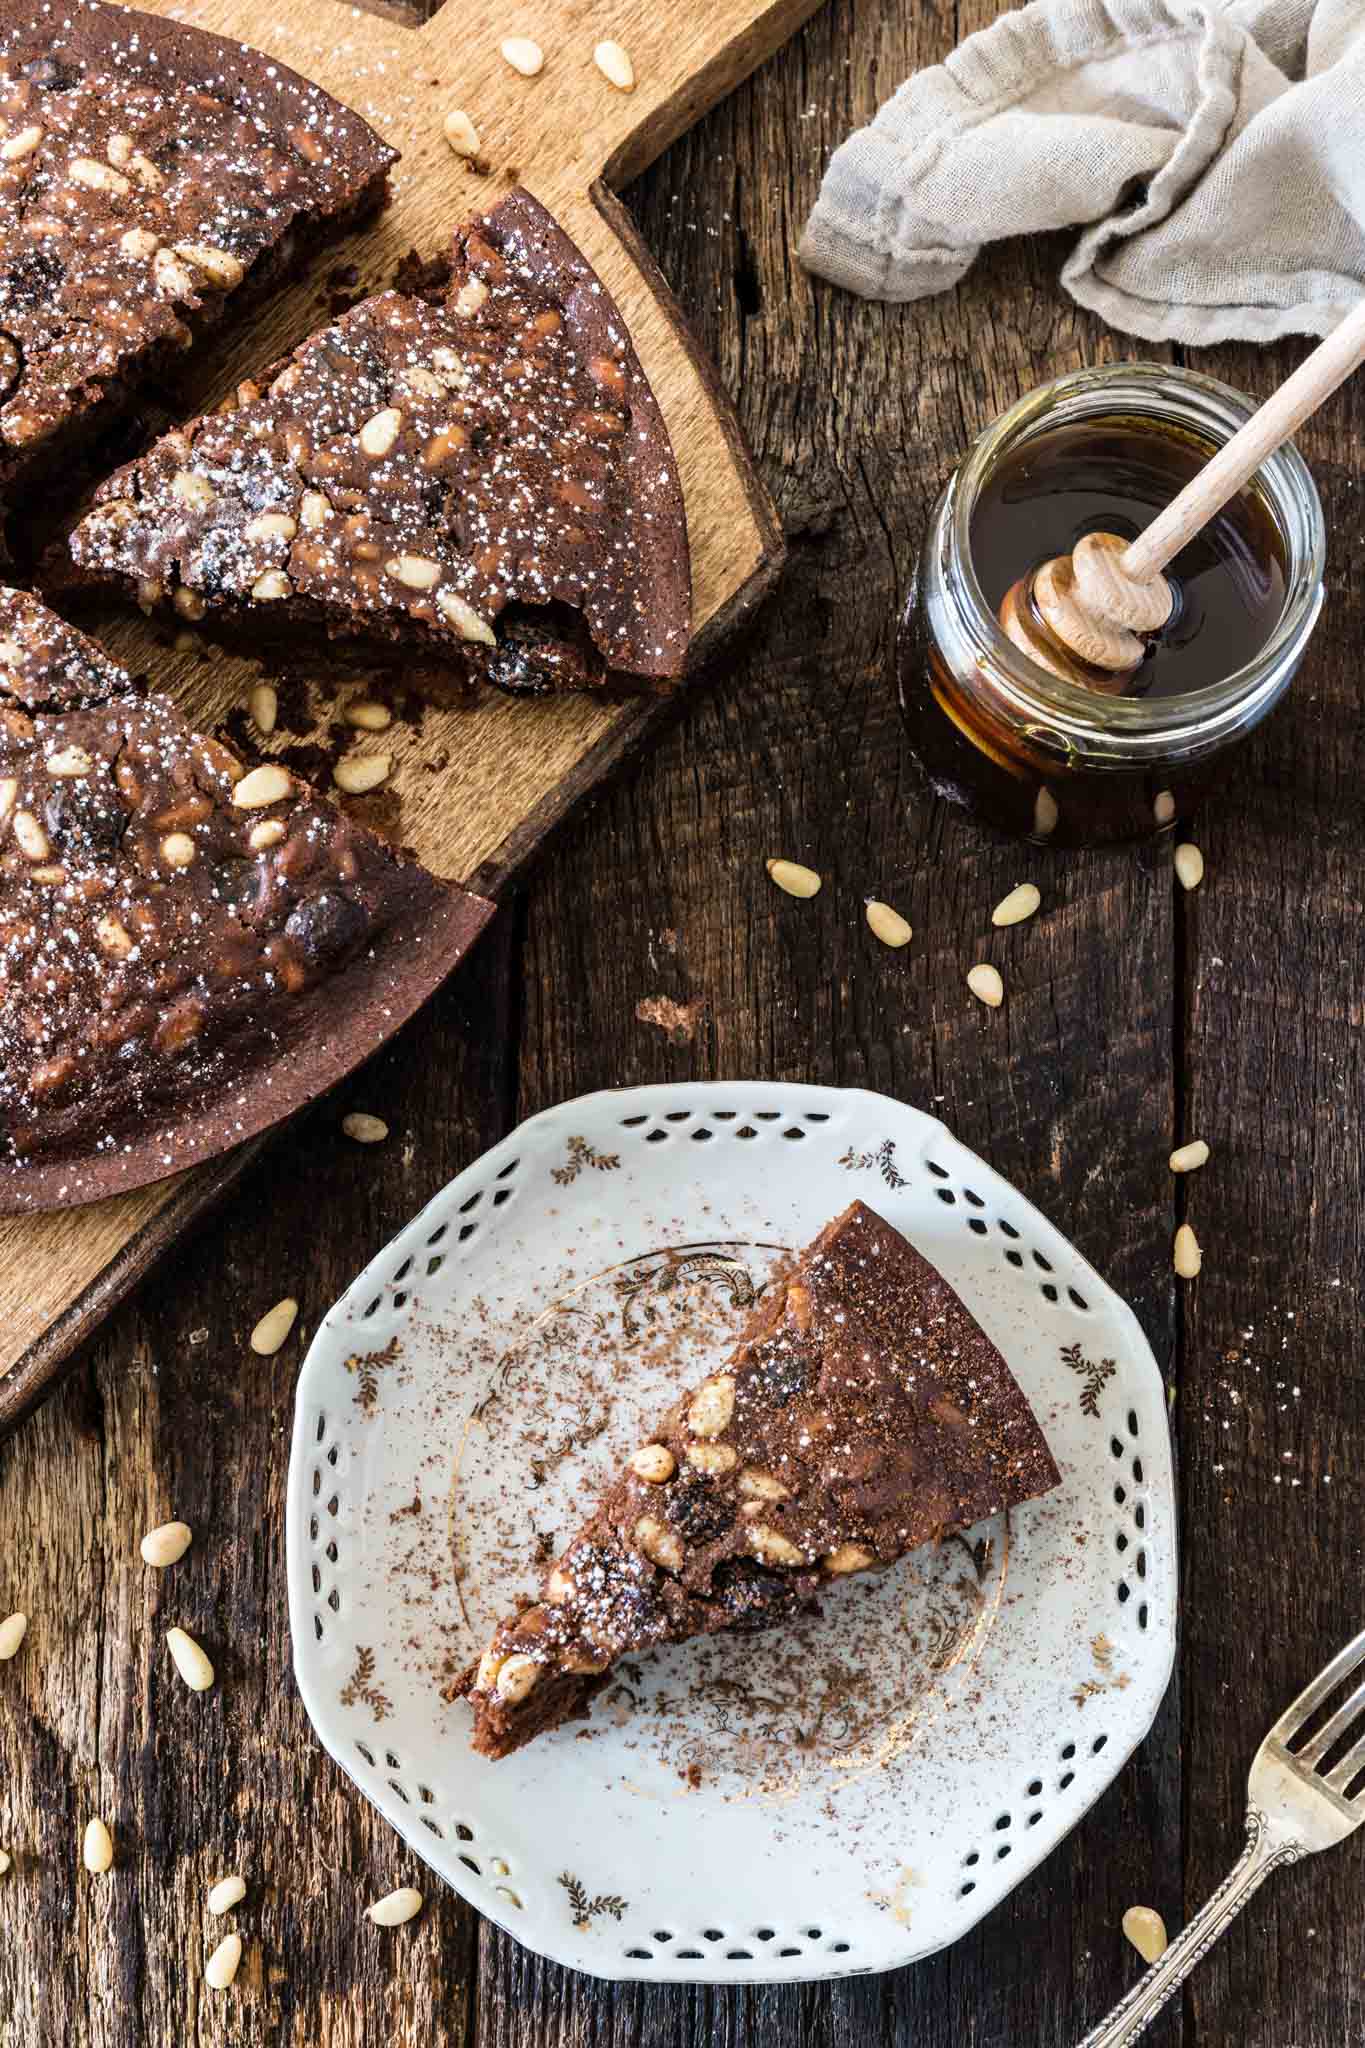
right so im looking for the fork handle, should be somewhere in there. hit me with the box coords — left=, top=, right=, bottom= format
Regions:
left=1076, top=1809, right=1302, bottom=2047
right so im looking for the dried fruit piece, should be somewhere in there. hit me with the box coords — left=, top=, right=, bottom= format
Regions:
left=443, top=109, right=480, bottom=157
left=766, top=858, right=821, bottom=899
left=82, top=1818, right=114, bottom=1874
left=0, top=1612, right=27, bottom=1660
left=140, top=1521, right=192, bottom=1568
left=1122, top=1905, right=1168, bottom=1963
left=1174, top=842, right=1204, bottom=891
left=967, top=963, right=1004, bottom=1008
left=992, top=882, right=1040, bottom=927
left=250, top=1297, right=298, bottom=1355
left=207, top=1874, right=247, bottom=1915
left=500, top=36, right=544, bottom=76
left=342, top=1112, right=389, bottom=1144
left=205, top=1932, right=242, bottom=1989
left=1169, top=1140, right=1209, bottom=1174
left=1173, top=1224, right=1202, bottom=1279
left=865, top=900, right=911, bottom=948
left=166, top=1626, right=215, bottom=1692
left=594, top=39, right=635, bottom=89
left=367, top=1886, right=424, bottom=1926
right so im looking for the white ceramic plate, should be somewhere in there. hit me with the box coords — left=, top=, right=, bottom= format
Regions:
left=287, top=1083, right=1176, bottom=1984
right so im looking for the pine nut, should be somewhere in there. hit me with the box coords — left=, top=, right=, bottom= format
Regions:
left=250, top=569, right=291, bottom=601
left=299, top=490, right=332, bottom=529
left=160, top=832, right=197, bottom=870
left=1174, top=842, right=1204, bottom=891
left=243, top=512, right=296, bottom=543
left=174, top=242, right=244, bottom=289
left=358, top=407, right=403, bottom=458
left=250, top=1296, right=298, bottom=1354
left=82, top=1818, right=114, bottom=1874
left=342, top=1112, right=389, bottom=1144
left=69, top=157, right=130, bottom=195
left=748, top=1524, right=804, bottom=1567
left=96, top=916, right=134, bottom=959
left=443, top=109, right=480, bottom=157
left=367, top=1886, right=424, bottom=1926
left=386, top=553, right=441, bottom=591
left=45, top=746, right=93, bottom=778
left=992, top=882, right=1041, bottom=927
left=140, top=1521, right=192, bottom=1568
left=1169, top=1140, right=1209, bottom=1174
left=500, top=36, right=544, bottom=76
left=1173, top=1224, right=1202, bottom=1279
left=0, top=1849, right=11, bottom=1875
left=120, top=226, right=160, bottom=259
left=1, top=125, right=43, bottom=162
left=495, top=1655, right=540, bottom=1703
left=13, top=812, right=50, bottom=860
left=333, top=754, right=391, bottom=796
left=453, top=278, right=489, bottom=318
left=633, top=1515, right=683, bottom=1573
left=232, top=765, right=291, bottom=810
left=1153, top=790, right=1176, bottom=827
left=687, top=1375, right=735, bottom=1439
left=249, top=684, right=278, bottom=736
left=166, top=1626, right=215, bottom=1692
left=865, top=899, right=911, bottom=948
left=171, top=469, right=215, bottom=509
left=344, top=700, right=392, bottom=731
left=435, top=588, right=495, bottom=643
left=593, top=39, right=635, bottom=89
left=967, top=963, right=1004, bottom=1008
left=630, top=1444, right=675, bottom=1483
left=1122, top=1905, right=1168, bottom=1963
left=207, top=1874, right=246, bottom=1915
left=106, top=133, right=133, bottom=167
left=825, top=1542, right=876, bottom=1574
left=205, top=1932, right=242, bottom=1989
left=0, top=1612, right=27, bottom=1660
left=152, top=247, right=196, bottom=296
left=248, top=820, right=286, bottom=852
left=766, top=858, right=821, bottom=899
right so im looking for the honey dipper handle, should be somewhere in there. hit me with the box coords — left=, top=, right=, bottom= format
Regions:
left=1121, top=297, right=1365, bottom=586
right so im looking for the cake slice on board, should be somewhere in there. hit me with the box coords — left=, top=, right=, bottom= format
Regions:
left=0, top=587, right=491, bottom=1214
left=455, top=1198, right=1061, bottom=1759
left=59, top=190, right=691, bottom=698
left=0, top=0, right=395, bottom=512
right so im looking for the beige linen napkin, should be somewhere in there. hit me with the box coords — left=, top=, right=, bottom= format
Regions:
left=799, top=0, right=1365, bottom=343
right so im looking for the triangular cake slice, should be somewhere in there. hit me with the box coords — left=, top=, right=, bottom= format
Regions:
left=60, top=190, right=691, bottom=697
left=455, top=1198, right=1061, bottom=1758
left=0, top=0, right=395, bottom=510
left=0, top=587, right=491, bottom=1212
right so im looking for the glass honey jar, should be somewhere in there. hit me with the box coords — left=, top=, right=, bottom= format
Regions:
left=897, top=363, right=1326, bottom=845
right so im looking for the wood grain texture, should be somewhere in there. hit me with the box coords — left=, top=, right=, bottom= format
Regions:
left=2, top=0, right=1361, bottom=2042
left=0, top=0, right=810, bottom=1404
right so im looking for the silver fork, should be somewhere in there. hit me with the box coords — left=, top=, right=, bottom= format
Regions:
left=1079, top=1627, right=1365, bottom=2046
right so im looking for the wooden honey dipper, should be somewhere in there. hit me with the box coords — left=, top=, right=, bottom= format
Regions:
left=999, top=300, right=1365, bottom=687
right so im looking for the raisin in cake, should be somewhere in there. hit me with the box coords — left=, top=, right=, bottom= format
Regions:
left=455, top=1199, right=1061, bottom=1758
left=0, top=0, right=394, bottom=511
left=0, top=586, right=490, bottom=1212
left=60, top=190, right=691, bottom=697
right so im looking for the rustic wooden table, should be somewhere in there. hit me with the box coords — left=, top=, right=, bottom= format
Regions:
left=3, top=1, right=1362, bottom=2041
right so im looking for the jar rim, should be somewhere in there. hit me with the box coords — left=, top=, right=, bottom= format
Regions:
left=948, top=361, right=1326, bottom=741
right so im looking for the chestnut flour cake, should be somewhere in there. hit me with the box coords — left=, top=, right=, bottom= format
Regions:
left=0, top=0, right=395, bottom=507
left=61, top=190, right=691, bottom=697
left=456, top=1199, right=1061, bottom=1758
left=0, top=586, right=491, bottom=1212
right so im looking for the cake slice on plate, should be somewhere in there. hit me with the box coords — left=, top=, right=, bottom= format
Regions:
left=0, top=586, right=490, bottom=1212
left=0, top=0, right=395, bottom=509
left=455, top=1198, right=1060, bottom=1759
left=59, top=190, right=691, bottom=697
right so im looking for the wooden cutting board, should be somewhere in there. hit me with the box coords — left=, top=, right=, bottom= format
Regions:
left=0, top=0, right=819, bottom=1429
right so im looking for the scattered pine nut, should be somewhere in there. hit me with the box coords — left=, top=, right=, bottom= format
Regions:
left=249, top=683, right=278, bottom=736
left=1174, top=842, right=1204, bottom=891
left=442, top=108, right=480, bottom=157
left=865, top=900, right=912, bottom=948
left=0, top=1612, right=27, bottom=1660
left=166, top=1627, right=215, bottom=1693
left=207, top=1874, right=247, bottom=1915
left=140, top=1521, right=192, bottom=1568
left=343, top=699, right=392, bottom=732
left=1169, top=1140, right=1209, bottom=1174
left=1173, top=1224, right=1202, bottom=1279
left=593, top=39, right=635, bottom=90
left=82, top=1818, right=114, bottom=1875
left=333, top=753, right=392, bottom=796
left=367, top=1886, right=424, bottom=1926
left=1122, top=1905, right=1168, bottom=1963
left=250, top=1297, right=298, bottom=1355
left=1033, top=785, right=1059, bottom=838
left=0, top=1849, right=10, bottom=1876
left=205, top=1932, right=242, bottom=1989
left=342, top=1112, right=389, bottom=1145
left=499, top=36, right=543, bottom=76
left=992, top=882, right=1040, bottom=928
left=766, top=858, right=821, bottom=899
left=967, top=963, right=1004, bottom=1008
left=1153, top=790, right=1176, bottom=827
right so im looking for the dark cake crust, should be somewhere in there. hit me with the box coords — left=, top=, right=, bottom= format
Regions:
left=59, top=190, right=691, bottom=696
left=0, top=0, right=395, bottom=505
left=0, top=587, right=491, bottom=1212
left=455, top=1199, right=1061, bottom=1758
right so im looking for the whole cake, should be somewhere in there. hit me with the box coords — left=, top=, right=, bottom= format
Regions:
left=455, top=1199, right=1061, bottom=1758
left=0, top=0, right=395, bottom=509
left=0, top=586, right=491, bottom=1212
left=59, top=190, right=692, bottom=697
